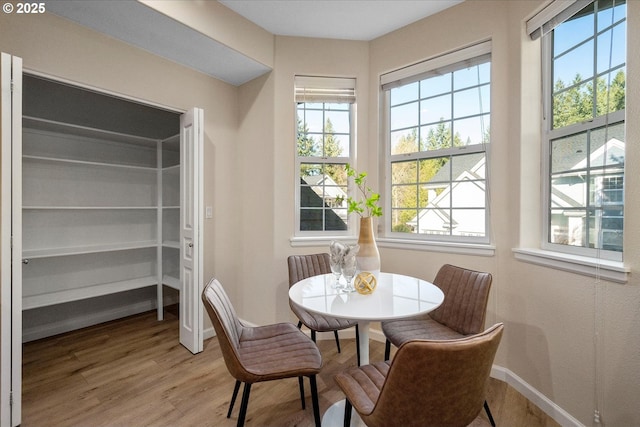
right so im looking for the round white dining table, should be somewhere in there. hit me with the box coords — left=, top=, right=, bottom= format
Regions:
left=288, top=271, right=444, bottom=365
left=288, top=271, right=445, bottom=426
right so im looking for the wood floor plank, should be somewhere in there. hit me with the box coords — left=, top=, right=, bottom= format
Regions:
left=22, top=308, right=560, bottom=427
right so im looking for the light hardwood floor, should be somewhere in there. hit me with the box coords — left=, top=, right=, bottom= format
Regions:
left=22, top=307, right=560, bottom=427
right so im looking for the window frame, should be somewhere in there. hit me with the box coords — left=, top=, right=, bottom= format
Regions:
left=293, top=77, right=357, bottom=238
left=380, top=42, right=492, bottom=246
left=540, top=0, right=626, bottom=262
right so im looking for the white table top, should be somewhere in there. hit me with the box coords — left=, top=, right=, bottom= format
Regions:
left=288, top=272, right=444, bottom=322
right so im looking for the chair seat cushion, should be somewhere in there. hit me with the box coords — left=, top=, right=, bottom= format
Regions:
left=381, top=316, right=467, bottom=347
left=334, top=361, right=390, bottom=416
left=290, top=302, right=359, bottom=332
left=237, top=322, right=322, bottom=383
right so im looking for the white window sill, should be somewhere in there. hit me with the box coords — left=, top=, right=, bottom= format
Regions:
left=377, top=237, right=495, bottom=257
left=290, top=235, right=495, bottom=257
left=512, top=248, right=629, bottom=284
left=290, top=235, right=356, bottom=247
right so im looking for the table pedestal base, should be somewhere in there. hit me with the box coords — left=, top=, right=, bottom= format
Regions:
left=322, top=399, right=366, bottom=426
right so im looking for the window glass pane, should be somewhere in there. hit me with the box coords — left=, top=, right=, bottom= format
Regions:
left=597, top=0, right=626, bottom=32
left=550, top=208, right=587, bottom=247
left=325, top=109, right=350, bottom=134
left=391, top=101, right=419, bottom=130
left=420, top=94, right=451, bottom=124
left=453, top=85, right=490, bottom=119
left=551, top=132, right=587, bottom=174
left=454, top=62, right=490, bottom=90
left=304, top=108, right=325, bottom=133
left=451, top=209, right=485, bottom=237
left=597, top=21, right=626, bottom=74
left=422, top=122, right=453, bottom=151
left=392, top=160, right=417, bottom=185
left=392, top=209, right=418, bottom=233
left=420, top=74, right=451, bottom=97
left=391, top=185, right=418, bottom=208
left=552, top=80, right=593, bottom=128
left=323, top=134, right=349, bottom=158
left=390, top=82, right=419, bottom=106
left=420, top=157, right=450, bottom=184
left=453, top=115, right=490, bottom=146
left=590, top=122, right=625, bottom=168
left=554, top=4, right=594, bottom=56
left=391, top=128, right=419, bottom=155
left=553, top=40, right=594, bottom=86
left=551, top=171, right=587, bottom=207
left=413, top=208, right=452, bottom=236
left=598, top=68, right=626, bottom=115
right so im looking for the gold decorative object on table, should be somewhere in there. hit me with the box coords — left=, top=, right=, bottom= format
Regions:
left=354, top=272, right=377, bottom=295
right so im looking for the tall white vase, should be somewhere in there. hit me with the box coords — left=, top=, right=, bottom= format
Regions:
left=356, top=217, right=380, bottom=274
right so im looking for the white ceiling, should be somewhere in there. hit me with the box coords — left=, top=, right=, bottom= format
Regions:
left=47, top=0, right=462, bottom=86
left=219, top=0, right=463, bottom=41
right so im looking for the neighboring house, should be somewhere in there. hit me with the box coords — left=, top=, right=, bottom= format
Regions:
left=300, top=174, right=348, bottom=230
left=407, top=137, right=624, bottom=249
left=549, top=137, right=625, bottom=250
left=407, top=153, right=486, bottom=237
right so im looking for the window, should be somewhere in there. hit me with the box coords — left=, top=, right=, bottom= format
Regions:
left=541, top=0, right=626, bottom=260
left=381, top=42, right=491, bottom=244
left=295, top=76, right=355, bottom=234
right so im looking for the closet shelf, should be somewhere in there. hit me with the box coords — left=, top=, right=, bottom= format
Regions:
left=23, top=241, right=158, bottom=259
left=23, top=276, right=157, bottom=310
left=163, top=241, right=180, bottom=249
left=23, top=154, right=157, bottom=171
left=23, top=206, right=158, bottom=210
left=162, top=275, right=180, bottom=290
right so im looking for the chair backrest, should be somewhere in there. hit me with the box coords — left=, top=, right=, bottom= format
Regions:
left=287, top=253, right=332, bottom=287
left=367, top=323, right=504, bottom=427
left=429, top=264, right=492, bottom=335
left=202, top=278, right=248, bottom=380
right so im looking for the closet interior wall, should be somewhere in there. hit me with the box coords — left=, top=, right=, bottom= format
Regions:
left=21, top=75, right=181, bottom=342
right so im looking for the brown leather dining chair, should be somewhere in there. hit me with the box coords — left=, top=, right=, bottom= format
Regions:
left=335, top=323, right=504, bottom=427
left=288, top=253, right=360, bottom=365
left=381, top=263, right=495, bottom=425
left=202, top=278, right=323, bottom=427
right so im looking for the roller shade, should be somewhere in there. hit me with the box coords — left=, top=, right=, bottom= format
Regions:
left=380, top=41, right=491, bottom=91
left=526, top=0, right=591, bottom=40
left=295, top=76, right=356, bottom=104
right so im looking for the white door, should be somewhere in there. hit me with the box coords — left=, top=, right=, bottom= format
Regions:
left=179, top=108, right=204, bottom=354
left=0, top=52, right=22, bottom=427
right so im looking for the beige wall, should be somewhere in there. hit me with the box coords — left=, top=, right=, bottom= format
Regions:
left=234, top=36, right=370, bottom=325
left=2, top=1, right=640, bottom=425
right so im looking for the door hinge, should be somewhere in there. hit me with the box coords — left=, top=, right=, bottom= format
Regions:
left=9, top=391, right=13, bottom=406
left=10, top=79, right=14, bottom=92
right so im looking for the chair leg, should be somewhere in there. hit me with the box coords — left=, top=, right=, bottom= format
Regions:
left=237, top=382, right=252, bottom=427
left=334, top=330, right=341, bottom=353
left=344, top=399, right=353, bottom=427
left=355, top=325, right=361, bottom=366
left=484, top=400, right=496, bottom=427
left=227, top=380, right=241, bottom=418
left=309, top=375, right=321, bottom=427
left=311, top=329, right=317, bottom=342
left=384, top=339, right=391, bottom=361
left=297, top=320, right=303, bottom=329
left=298, top=376, right=306, bottom=409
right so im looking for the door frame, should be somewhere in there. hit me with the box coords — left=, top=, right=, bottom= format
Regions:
left=1, top=60, right=205, bottom=425
left=1, top=52, right=22, bottom=427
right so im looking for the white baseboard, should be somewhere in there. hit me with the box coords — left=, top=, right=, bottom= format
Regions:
left=490, top=366, right=584, bottom=427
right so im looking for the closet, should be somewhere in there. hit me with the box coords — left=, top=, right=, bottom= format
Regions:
left=21, top=75, right=182, bottom=341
